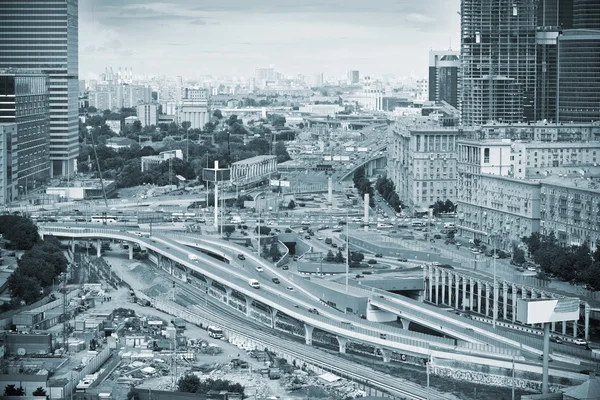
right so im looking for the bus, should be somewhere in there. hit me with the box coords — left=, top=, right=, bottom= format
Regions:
left=91, top=215, right=117, bottom=224
left=411, top=220, right=425, bottom=228
left=207, top=326, right=224, bottom=339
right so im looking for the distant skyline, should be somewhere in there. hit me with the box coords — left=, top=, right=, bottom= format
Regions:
left=80, top=0, right=461, bottom=81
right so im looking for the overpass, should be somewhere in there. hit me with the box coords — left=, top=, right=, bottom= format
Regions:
left=38, top=225, right=536, bottom=367
left=338, top=144, right=388, bottom=181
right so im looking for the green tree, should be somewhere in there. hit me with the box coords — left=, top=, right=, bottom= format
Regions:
left=203, top=121, right=216, bottom=133
left=213, top=109, right=223, bottom=119
left=512, top=247, right=526, bottom=265
left=269, top=243, right=282, bottom=262
left=274, top=141, right=291, bottom=163
left=287, top=200, right=296, bottom=209
left=335, top=250, right=345, bottom=264
left=32, top=387, right=47, bottom=396
left=221, top=225, right=235, bottom=238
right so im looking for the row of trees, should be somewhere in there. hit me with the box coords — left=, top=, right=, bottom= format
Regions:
left=178, top=375, right=244, bottom=395
left=374, top=177, right=404, bottom=213
left=78, top=107, right=292, bottom=188
left=429, top=199, right=456, bottom=216
left=0, top=216, right=67, bottom=306
left=521, top=232, right=600, bottom=288
left=353, top=166, right=375, bottom=208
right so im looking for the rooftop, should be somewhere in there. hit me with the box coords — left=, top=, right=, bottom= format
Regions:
left=232, top=155, right=277, bottom=166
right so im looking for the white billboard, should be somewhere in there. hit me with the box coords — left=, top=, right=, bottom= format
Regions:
left=323, top=156, right=332, bottom=161
left=357, top=147, right=368, bottom=152
left=345, top=147, right=355, bottom=152
left=516, top=298, right=580, bottom=324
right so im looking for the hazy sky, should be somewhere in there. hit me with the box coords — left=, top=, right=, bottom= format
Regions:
left=79, top=0, right=461, bottom=80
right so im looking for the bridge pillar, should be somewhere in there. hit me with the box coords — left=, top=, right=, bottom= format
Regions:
left=224, top=287, right=232, bottom=304
left=304, top=324, right=314, bottom=345
left=477, top=282, right=482, bottom=314
left=469, top=279, right=474, bottom=312
left=512, top=284, right=517, bottom=323
left=129, top=243, right=133, bottom=260
left=485, top=283, right=491, bottom=317
left=205, top=277, right=213, bottom=289
left=71, top=240, right=75, bottom=254
left=97, top=239, right=101, bottom=257
left=440, top=270, right=446, bottom=305
left=428, top=266, right=433, bottom=302
left=245, top=298, right=252, bottom=317
left=434, top=268, right=440, bottom=305
left=336, top=336, right=348, bottom=354
left=380, top=349, right=392, bottom=363
left=271, top=308, right=277, bottom=329
left=573, top=320, right=578, bottom=338
left=454, top=274, right=460, bottom=309
left=399, top=318, right=410, bottom=330
left=585, top=304, right=591, bottom=342
left=562, top=320, right=567, bottom=335
left=462, top=276, right=467, bottom=311
left=157, top=253, right=162, bottom=269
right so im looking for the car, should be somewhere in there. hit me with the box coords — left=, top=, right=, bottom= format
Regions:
left=237, top=254, right=246, bottom=260
left=355, top=274, right=364, bottom=278
left=255, top=266, right=264, bottom=272
left=317, top=237, right=324, bottom=240
left=367, top=259, right=377, bottom=264
left=286, top=286, right=294, bottom=291
left=550, top=335, right=563, bottom=344
left=272, top=278, right=280, bottom=284
left=281, top=265, right=289, bottom=270
left=397, top=258, right=408, bottom=262
left=538, top=354, right=553, bottom=362
left=308, top=308, right=319, bottom=315
left=304, top=235, right=311, bottom=239
left=292, top=255, right=298, bottom=261
left=375, top=253, right=383, bottom=258
left=362, top=271, right=373, bottom=275
left=332, top=243, right=338, bottom=248
left=574, top=338, right=587, bottom=346
left=434, top=234, right=442, bottom=239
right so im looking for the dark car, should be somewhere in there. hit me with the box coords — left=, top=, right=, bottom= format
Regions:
left=550, top=335, right=563, bottom=344
left=308, top=308, right=319, bottom=315
left=272, top=278, right=280, bottom=284
left=434, top=234, right=442, bottom=239
left=397, top=258, right=408, bottom=262
left=293, top=255, right=298, bottom=261
left=237, top=254, right=246, bottom=260
left=355, top=274, right=364, bottom=278
left=281, top=265, right=289, bottom=270
left=362, top=271, right=373, bottom=275
left=375, top=253, right=383, bottom=258
left=304, top=235, right=311, bottom=240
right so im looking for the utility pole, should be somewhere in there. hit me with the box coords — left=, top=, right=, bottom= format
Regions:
left=89, top=130, right=109, bottom=208
left=345, top=210, right=349, bottom=293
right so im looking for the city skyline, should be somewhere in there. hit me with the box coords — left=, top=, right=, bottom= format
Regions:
left=80, top=0, right=461, bottom=80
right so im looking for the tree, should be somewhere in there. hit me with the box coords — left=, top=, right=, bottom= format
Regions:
left=287, top=200, right=296, bottom=209
left=255, top=226, right=271, bottom=235
left=221, top=225, right=236, bottom=238
left=203, top=121, right=216, bottom=133
left=351, top=252, right=365, bottom=262
left=127, top=391, right=141, bottom=400
left=4, top=385, right=25, bottom=396
left=269, top=243, right=282, bottom=262
left=274, top=141, right=291, bottom=163
left=178, top=374, right=201, bottom=393
left=335, top=250, right=345, bottom=264
left=32, top=387, right=47, bottom=396
left=512, top=247, right=526, bottom=265
left=213, top=109, right=223, bottom=119
left=326, top=250, right=335, bottom=262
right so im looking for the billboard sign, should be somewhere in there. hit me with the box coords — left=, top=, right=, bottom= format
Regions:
left=516, top=298, right=580, bottom=324
left=202, top=168, right=231, bottom=182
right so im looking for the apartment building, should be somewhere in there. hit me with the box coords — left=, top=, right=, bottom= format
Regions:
left=388, top=118, right=462, bottom=212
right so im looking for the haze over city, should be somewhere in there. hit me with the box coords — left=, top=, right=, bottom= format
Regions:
left=80, top=0, right=461, bottom=79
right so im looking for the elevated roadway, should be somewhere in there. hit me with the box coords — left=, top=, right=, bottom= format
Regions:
left=39, top=225, right=529, bottom=366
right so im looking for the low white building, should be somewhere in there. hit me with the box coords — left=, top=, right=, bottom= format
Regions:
left=141, top=149, right=183, bottom=172
left=46, top=179, right=116, bottom=200
left=105, top=119, right=121, bottom=135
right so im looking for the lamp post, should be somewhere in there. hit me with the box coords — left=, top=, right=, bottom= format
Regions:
left=492, top=231, right=498, bottom=328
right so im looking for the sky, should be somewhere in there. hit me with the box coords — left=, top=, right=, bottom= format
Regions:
left=79, top=0, right=461, bottom=81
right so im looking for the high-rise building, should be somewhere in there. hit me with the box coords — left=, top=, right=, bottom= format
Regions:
left=460, top=0, right=537, bottom=125
left=0, top=73, right=50, bottom=189
left=137, top=104, right=158, bottom=128
left=557, top=29, right=600, bottom=123
left=573, top=0, right=600, bottom=29
left=0, top=124, right=18, bottom=205
left=428, top=50, right=460, bottom=108
left=347, top=70, right=360, bottom=84
left=0, top=0, right=79, bottom=177
left=535, top=0, right=574, bottom=122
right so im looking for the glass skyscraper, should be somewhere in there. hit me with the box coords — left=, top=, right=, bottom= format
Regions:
left=0, top=0, right=79, bottom=177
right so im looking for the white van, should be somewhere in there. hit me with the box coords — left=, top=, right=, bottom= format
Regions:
left=248, top=279, right=260, bottom=289
left=443, top=222, right=456, bottom=229
left=230, top=216, right=244, bottom=224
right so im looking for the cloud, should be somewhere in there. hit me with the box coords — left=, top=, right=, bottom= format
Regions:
left=190, top=19, right=206, bottom=25
left=404, top=12, right=435, bottom=24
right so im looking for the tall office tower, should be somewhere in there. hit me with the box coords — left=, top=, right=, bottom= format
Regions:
left=557, top=29, right=600, bottom=123
left=573, top=0, right=600, bottom=29
left=347, top=70, right=360, bottom=84
left=460, top=0, right=537, bottom=125
left=0, top=0, right=79, bottom=177
left=535, top=0, right=574, bottom=122
left=0, top=73, right=50, bottom=190
left=428, top=50, right=460, bottom=108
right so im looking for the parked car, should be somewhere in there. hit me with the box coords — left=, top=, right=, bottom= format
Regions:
left=375, top=253, right=383, bottom=258
left=355, top=274, right=364, bottom=278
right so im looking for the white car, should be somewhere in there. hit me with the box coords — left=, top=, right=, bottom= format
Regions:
left=573, top=338, right=587, bottom=346
left=317, top=237, right=324, bottom=240
left=255, top=266, right=264, bottom=272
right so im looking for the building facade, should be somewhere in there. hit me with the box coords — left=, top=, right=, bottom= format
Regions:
left=137, top=103, right=158, bottom=127
left=428, top=50, right=460, bottom=108
left=0, top=0, right=80, bottom=177
left=0, top=73, right=50, bottom=189
left=540, top=175, right=600, bottom=250
left=89, top=84, right=152, bottom=111
left=141, top=150, right=183, bottom=172
left=0, top=124, right=18, bottom=205
left=557, top=29, right=600, bottom=123
left=456, top=139, right=541, bottom=247
left=388, top=119, right=461, bottom=212
left=230, top=155, right=278, bottom=189
left=177, top=101, right=209, bottom=130
left=460, top=0, right=537, bottom=125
